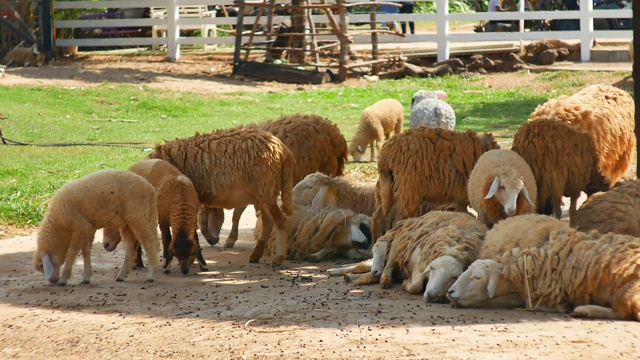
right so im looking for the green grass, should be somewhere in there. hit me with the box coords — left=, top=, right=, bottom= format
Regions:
left=0, top=71, right=631, bottom=227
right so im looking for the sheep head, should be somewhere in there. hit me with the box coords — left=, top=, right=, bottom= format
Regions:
left=170, top=228, right=197, bottom=275
left=447, top=259, right=502, bottom=307
left=370, top=238, right=389, bottom=278
left=292, top=173, right=338, bottom=211
left=422, top=255, right=464, bottom=303
left=484, top=175, right=535, bottom=217
left=33, top=248, right=63, bottom=284
left=348, top=142, right=366, bottom=162
left=349, top=214, right=372, bottom=249
left=102, top=227, right=122, bottom=251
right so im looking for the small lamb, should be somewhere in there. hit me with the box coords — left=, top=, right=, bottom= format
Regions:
left=409, top=90, right=456, bottom=130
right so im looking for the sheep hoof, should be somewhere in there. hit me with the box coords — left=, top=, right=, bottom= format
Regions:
left=115, top=277, right=124, bottom=282
left=223, top=239, right=236, bottom=248
left=145, top=278, right=155, bottom=283
left=199, top=266, right=209, bottom=272
left=163, top=268, right=171, bottom=274
left=271, top=256, right=284, bottom=267
left=343, top=274, right=351, bottom=283
left=206, top=237, right=220, bottom=246
left=380, top=275, right=392, bottom=289
left=81, top=280, right=90, bottom=285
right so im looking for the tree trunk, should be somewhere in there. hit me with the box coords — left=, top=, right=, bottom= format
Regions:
left=290, top=0, right=307, bottom=64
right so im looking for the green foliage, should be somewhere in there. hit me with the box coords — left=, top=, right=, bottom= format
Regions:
left=415, top=0, right=477, bottom=14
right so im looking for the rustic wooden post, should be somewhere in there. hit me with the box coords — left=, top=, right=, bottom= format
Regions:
left=337, top=0, right=349, bottom=81
left=232, top=2, right=246, bottom=72
left=290, top=0, right=308, bottom=64
left=369, top=0, right=379, bottom=74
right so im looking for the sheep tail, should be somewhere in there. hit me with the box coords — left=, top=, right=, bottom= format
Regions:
left=280, top=151, right=295, bottom=216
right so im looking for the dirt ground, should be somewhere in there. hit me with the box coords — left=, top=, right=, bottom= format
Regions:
left=1, top=53, right=639, bottom=359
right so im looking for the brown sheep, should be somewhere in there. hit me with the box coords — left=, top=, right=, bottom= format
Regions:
left=514, top=84, right=635, bottom=219
left=348, top=98, right=404, bottom=162
left=198, top=114, right=348, bottom=249
left=371, top=127, right=500, bottom=242
left=2, top=44, right=45, bottom=67
left=102, top=159, right=208, bottom=274
left=149, top=126, right=295, bottom=266
left=571, top=179, right=640, bottom=236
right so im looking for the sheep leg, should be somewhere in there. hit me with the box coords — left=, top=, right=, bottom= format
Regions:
left=571, top=305, right=621, bottom=320
left=193, top=231, right=209, bottom=271
left=327, top=259, right=372, bottom=276
left=160, top=223, right=173, bottom=274
left=347, top=248, right=372, bottom=260
left=269, top=204, right=288, bottom=266
left=568, top=195, right=579, bottom=221
left=198, top=207, right=223, bottom=246
left=403, top=268, right=427, bottom=294
left=59, top=246, right=81, bottom=286
left=371, top=206, right=386, bottom=244
left=224, top=206, right=246, bottom=248
left=309, top=248, right=331, bottom=262
left=351, top=272, right=379, bottom=285
left=368, top=141, right=376, bottom=162
left=250, top=206, right=273, bottom=264
left=116, top=227, right=137, bottom=281
left=81, top=239, right=93, bottom=284
left=127, top=223, right=160, bottom=282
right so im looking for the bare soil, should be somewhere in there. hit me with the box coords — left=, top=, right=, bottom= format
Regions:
left=1, top=53, right=639, bottom=360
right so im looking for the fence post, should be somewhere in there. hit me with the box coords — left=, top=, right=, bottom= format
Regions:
left=167, top=0, right=180, bottom=60
left=436, top=0, right=449, bottom=61
left=579, top=0, right=592, bottom=62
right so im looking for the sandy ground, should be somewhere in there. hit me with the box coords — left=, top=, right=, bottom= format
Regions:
left=1, top=53, right=639, bottom=359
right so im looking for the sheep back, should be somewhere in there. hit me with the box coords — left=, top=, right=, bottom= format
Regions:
left=257, top=114, right=348, bottom=183
left=157, top=175, right=199, bottom=236
left=467, top=149, right=537, bottom=227
left=571, top=179, right=640, bottom=237
left=148, top=126, right=294, bottom=215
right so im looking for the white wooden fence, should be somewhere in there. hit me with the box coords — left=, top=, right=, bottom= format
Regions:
left=54, top=0, right=632, bottom=61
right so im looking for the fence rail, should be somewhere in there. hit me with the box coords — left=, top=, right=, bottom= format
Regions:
left=53, top=0, right=632, bottom=61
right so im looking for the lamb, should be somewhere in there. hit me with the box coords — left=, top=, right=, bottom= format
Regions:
left=372, top=127, right=499, bottom=242
left=254, top=205, right=373, bottom=262
left=102, top=159, right=208, bottom=275
left=33, top=169, right=160, bottom=285
left=1, top=43, right=45, bottom=67
left=198, top=114, right=348, bottom=248
left=467, top=149, right=537, bottom=228
left=348, top=98, right=404, bottom=162
left=409, top=90, right=456, bottom=130
left=448, top=227, right=640, bottom=321
left=512, top=84, right=635, bottom=220
left=148, top=126, right=295, bottom=266
left=571, top=179, right=640, bottom=236
left=292, top=172, right=377, bottom=215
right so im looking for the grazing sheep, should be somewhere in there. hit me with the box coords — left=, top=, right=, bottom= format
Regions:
left=199, top=114, right=348, bottom=248
left=255, top=205, right=373, bottom=262
left=33, top=170, right=160, bottom=285
left=348, top=98, right=404, bottom=162
left=372, top=127, right=499, bottom=242
left=2, top=44, right=45, bottom=67
left=571, top=180, right=640, bottom=236
left=409, top=90, right=456, bottom=130
left=148, top=126, right=295, bottom=266
left=513, top=84, right=635, bottom=220
left=467, top=149, right=537, bottom=228
left=102, top=159, right=208, bottom=275
left=448, top=227, right=640, bottom=321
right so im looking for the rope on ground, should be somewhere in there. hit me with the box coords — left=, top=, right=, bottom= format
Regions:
left=0, top=131, right=149, bottom=149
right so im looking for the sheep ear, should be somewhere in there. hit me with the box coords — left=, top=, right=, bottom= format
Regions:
left=42, top=253, right=54, bottom=280
left=357, top=144, right=364, bottom=153
left=484, top=177, right=500, bottom=199
left=521, top=185, right=535, bottom=206
left=311, top=185, right=330, bottom=213
left=487, top=270, right=500, bottom=299
left=358, top=222, right=372, bottom=245
left=349, top=224, right=369, bottom=248
left=435, top=90, right=448, bottom=101
left=420, top=266, right=431, bottom=279
left=32, top=44, right=40, bottom=55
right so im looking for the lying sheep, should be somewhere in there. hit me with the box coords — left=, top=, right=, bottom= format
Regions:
left=102, top=159, right=208, bottom=275
left=199, top=114, right=348, bottom=248
left=467, top=149, right=537, bottom=228
left=409, top=90, right=456, bottom=130
left=571, top=179, right=640, bottom=236
left=292, top=172, right=377, bottom=215
left=1, top=44, right=45, bottom=67
left=33, top=170, right=160, bottom=285
left=513, top=85, right=635, bottom=219
left=348, top=98, right=404, bottom=162
left=448, top=227, right=640, bottom=321
left=149, top=126, right=294, bottom=266
left=372, top=127, right=499, bottom=242
left=255, top=205, right=372, bottom=262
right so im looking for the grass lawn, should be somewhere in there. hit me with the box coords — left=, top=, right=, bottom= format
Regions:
left=0, top=70, right=632, bottom=228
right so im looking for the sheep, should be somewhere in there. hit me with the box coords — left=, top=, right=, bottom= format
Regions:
left=512, top=84, right=635, bottom=220
left=254, top=205, right=373, bottom=262
left=33, top=169, right=160, bottom=285
left=348, top=98, right=404, bottom=162
left=409, top=90, right=456, bottom=130
left=371, top=127, right=499, bottom=242
left=102, top=159, right=208, bottom=275
left=571, top=179, right=640, bottom=236
left=198, top=114, right=348, bottom=248
left=292, top=172, right=377, bottom=215
left=1, top=44, right=45, bottom=67
left=467, top=149, right=537, bottom=228
left=447, top=227, right=640, bottom=321
left=148, top=126, right=295, bottom=266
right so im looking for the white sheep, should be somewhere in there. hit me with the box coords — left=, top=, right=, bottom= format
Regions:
left=409, top=90, right=456, bottom=130
left=348, top=98, right=404, bottom=162
left=33, top=169, right=160, bottom=285
left=448, top=227, right=640, bottom=321
left=467, top=149, right=537, bottom=228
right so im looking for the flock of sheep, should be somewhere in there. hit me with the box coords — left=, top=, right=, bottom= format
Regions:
left=32, top=84, right=640, bottom=322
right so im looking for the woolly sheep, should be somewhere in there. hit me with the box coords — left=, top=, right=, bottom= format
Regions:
left=372, top=127, right=499, bottom=242
left=467, top=149, right=537, bottom=228
left=512, top=84, right=635, bottom=220
left=348, top=98, right=404, bottom=162
left=448, top=228, right=640, bottom=321
left=409, top=90, right=456, bottom=130
left=571, top=179, right=640, bottom=236
left=33, top=169, right=160, bottom=285
left=199, top=114, right=348, bottom=248
left=148, top=126, right=295, bottom=266
left=102, top=159, right=208, bottom=275
left=254, top=205, right=373, bottom=262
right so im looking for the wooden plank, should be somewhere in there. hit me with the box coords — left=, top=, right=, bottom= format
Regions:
left=234, top=61, right=332, bottom=84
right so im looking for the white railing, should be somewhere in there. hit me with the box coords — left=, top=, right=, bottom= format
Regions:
left=53, top=0, right=632, bottom=61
